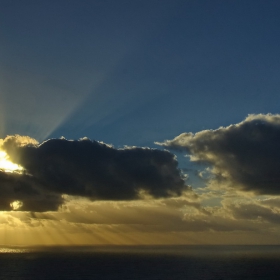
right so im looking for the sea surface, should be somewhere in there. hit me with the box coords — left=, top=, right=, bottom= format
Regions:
left=1, top=245, right=280, bottom=279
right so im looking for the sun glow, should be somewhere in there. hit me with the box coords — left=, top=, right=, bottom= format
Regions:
left=0, top=150, right=23, bottom=173
left=10, top=200, right=23, bottom=210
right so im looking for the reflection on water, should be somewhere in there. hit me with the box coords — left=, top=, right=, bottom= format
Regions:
left=1, top=244, right=280, bottom=255
left=0, top=247, right=30, bottom=253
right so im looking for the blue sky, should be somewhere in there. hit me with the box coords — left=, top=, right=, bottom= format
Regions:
left=1, top=1, right=280, bottom=245
left=1, top=0, right=279, bottom=145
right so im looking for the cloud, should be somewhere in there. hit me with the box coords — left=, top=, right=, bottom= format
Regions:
left=0, top=171, right=64, bottom=212
left=157, top=114, right=280, bottom=194
left=0, top=136, right=188, bottom=211
left=228, top=202, right=280, bottom=224
left=7, top=197, right=257, bottom=233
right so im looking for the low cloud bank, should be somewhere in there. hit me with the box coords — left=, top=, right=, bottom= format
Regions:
left=0, top=136, right=188, bottom=211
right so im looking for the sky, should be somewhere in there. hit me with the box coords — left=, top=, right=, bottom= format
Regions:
left=0, top=0, right=280, bottom=246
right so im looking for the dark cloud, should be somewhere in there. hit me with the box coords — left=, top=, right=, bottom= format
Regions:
left=0, top=136, right=188, bottom=211
left=158, top=114, right=280, bottom=194
left=0, top=171, right=63, bottom=212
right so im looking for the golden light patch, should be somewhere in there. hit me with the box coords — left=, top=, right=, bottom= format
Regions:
left=10, top=200, right=23, bottom=210
left=0, top=150, right=24, bottom=173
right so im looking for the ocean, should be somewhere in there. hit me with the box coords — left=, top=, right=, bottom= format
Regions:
left=1, top=245, right=280, bottom=280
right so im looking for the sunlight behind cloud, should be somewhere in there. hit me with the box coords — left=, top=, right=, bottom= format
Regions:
left=0, top=150, right=23, bottom=173
left=10, top=200, right=23, bottom=211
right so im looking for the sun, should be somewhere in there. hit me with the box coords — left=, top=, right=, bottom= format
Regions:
left=0, top=150, right=24, bottom=173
